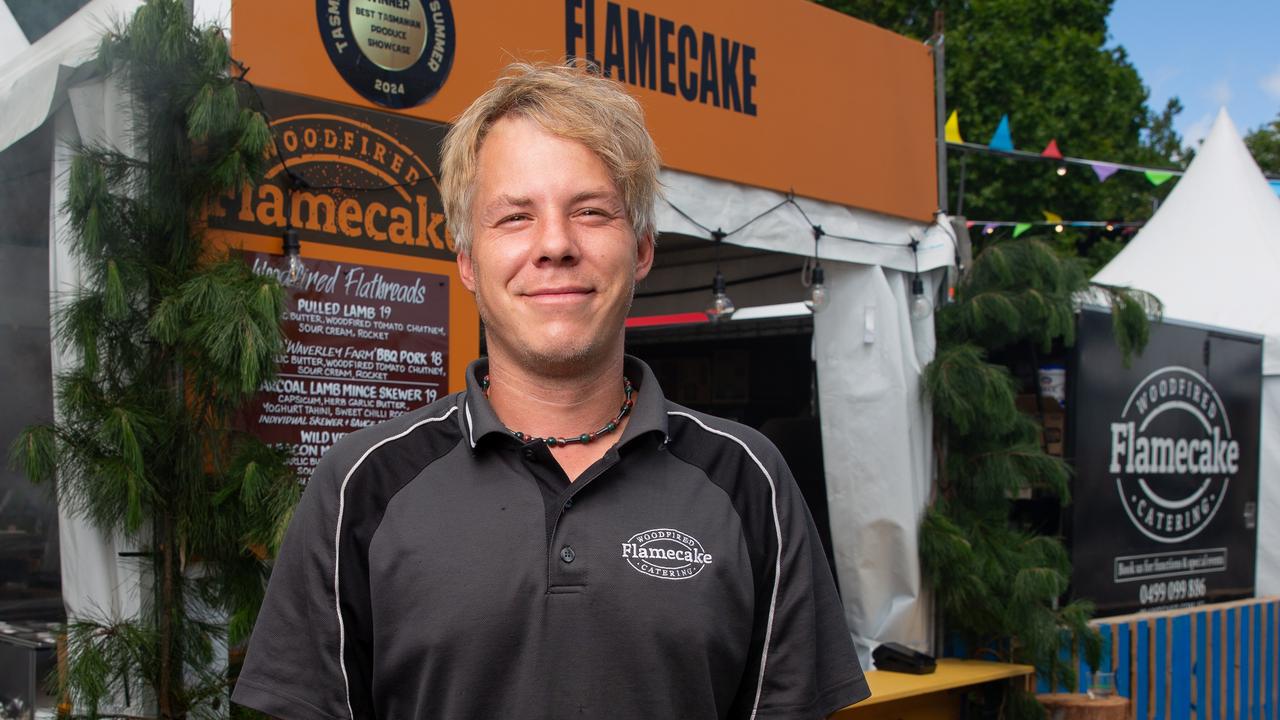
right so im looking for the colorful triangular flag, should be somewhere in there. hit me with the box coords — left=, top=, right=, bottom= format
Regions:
left=1042, top=210, right=1063, bottom=224
left=1041, top=139, right=1063, bottom=159
left=1271, top=180, right=1280, bottom=197
left=1013, top=223, right=1032, bottom=238
left=988, top=115, right=1014, bottom=152
left=1090, top=162, right=1119, bottom=182
left=945, top=110, right=964, bottom=144
left=1145, top=170, right=1174, bottom=186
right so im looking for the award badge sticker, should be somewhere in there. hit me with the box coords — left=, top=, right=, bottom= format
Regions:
left=318, top=0, right=456, bottom=109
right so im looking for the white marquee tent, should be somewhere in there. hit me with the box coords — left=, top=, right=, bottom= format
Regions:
left=1093, top=109, right=1280, bottom=595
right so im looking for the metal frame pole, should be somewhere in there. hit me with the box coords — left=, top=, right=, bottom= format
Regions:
left=931, top=12, right=947, bottom=215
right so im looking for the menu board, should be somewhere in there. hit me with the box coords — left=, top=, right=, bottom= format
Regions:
left=245, top=250, right=449, bottom=480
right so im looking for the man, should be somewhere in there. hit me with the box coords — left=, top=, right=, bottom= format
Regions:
left=233, top=62, right=868, bottom=720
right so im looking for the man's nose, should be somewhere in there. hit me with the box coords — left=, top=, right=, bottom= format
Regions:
left=533, top=214, right=579, bottom=265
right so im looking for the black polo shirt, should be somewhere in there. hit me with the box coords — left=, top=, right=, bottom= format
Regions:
left=233, top=356, right=868, bottom=720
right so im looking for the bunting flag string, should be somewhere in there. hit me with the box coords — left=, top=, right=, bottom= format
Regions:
left=946, top=110, right=1187, bottom=187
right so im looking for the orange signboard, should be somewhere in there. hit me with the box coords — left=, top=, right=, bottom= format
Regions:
left=206, top=87, right=479, bottom=474
left=232, top=0, right=937, bottom=222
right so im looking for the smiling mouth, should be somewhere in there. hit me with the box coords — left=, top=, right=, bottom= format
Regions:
left=524, top=288, right=594, bottom=301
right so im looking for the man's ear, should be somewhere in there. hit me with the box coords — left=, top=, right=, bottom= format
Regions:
left=634, top=233, right=655, bottom=282
left=457, top=247, right=477, bottom=292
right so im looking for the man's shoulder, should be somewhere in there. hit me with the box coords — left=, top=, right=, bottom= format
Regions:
left=662, top=400, right=785, bottom=470
left=313, top=392, right=465, bottom=481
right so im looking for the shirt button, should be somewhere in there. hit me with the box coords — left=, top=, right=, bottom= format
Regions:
left=559, top=546, right=576, bottom=563
left=563, top=499, right=574, bottom=510
left=523, top=449, right=536, bottom=460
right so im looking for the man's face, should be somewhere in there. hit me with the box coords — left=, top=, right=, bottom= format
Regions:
left=458, top=115, right=654, bottom=376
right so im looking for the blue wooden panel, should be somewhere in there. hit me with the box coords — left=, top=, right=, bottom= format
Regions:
left=1266, top=604, right=1275, bottom=720
left=1214, top=610, right=1224, bottom=720
left=1229, top=607, right=1238, bottom=720
left=1158, top=617, right=1169, bottom=720
left=1253, top=604, right=1262, bottom=720
left=1173, top=614, right=1192, bottom=720
left=1079, top=632, right=1091, bottom=694
left=1138, top=620, right=1150, bottom=720
left=1119, top=622, right=1132, bottom=700
left=1244, top=606, right=1254, bottom=720
left=1197, top=609, right=1209, bottom=720
left=1100, top=624, right=1112, bottom=673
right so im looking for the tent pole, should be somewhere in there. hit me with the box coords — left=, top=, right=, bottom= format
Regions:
left=931, top=10, right=947, bottom=215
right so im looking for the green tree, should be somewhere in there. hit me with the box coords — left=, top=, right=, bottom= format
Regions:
left=8, top=1, right=297, bottom=716
left=921, top=238, right=1157, bottom=719
left=1245, top=112, right=1280, bottom=175
left=818, top=0, right=1186, bottom=272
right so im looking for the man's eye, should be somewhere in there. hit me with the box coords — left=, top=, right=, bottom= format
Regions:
left=500, top=214, right=530, bottom=224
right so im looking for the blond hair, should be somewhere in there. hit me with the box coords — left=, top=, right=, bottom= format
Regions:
left=440, top=61, right=660, bottom=253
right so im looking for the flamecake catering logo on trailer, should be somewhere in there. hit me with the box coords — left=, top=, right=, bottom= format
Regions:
left=1108, top=366, right=1241, bottom=544
left=318, top=0, right=456, bottom=109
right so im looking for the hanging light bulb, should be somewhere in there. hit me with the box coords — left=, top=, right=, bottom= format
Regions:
left=1056, top=164, right=1068, bottom=176
left=803, top=226, right=829, bottom=313
left=1105, top=222, right=1116, bottom=232
left=910, top=275, right=933, bottom=320
left=806, top=264, right=829, bottom=313
left=1054, top=223, right=1064, bottom=233
left=706, top=269, right=736, bottom=321
left=282, top=227, right=306, bottom=287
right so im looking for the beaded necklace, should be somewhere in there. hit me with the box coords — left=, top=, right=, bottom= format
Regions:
left=480, top=374, right=634, bottom=447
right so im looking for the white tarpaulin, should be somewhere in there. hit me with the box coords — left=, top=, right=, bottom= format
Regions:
left=654, top=171, right=953, bottom=664
left=51, top=74, right=147, bottom=632
left=1092, top=109, right=1280, bottom=595
left=657, top=169, right=955, bottom=274
left=813, top=263, right=939, bottom=664
left=0, top=0, right=143, bottom=155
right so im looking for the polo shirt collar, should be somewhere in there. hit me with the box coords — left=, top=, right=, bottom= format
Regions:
left=460, top=355, right=669, bottom=450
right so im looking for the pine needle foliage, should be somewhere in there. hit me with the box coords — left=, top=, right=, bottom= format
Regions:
left=921, top=237, right=1159, bottom=719
left=6, top=2, right=297, bottom=717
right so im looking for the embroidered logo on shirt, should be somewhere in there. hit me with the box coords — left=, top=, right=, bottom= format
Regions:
left=621, top=528, right=713, bottom=580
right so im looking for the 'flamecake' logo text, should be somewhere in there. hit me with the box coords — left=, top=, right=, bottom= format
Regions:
left=621, top=528, right=713, bottom=580
left=1109, top=367, right=1237, bottom=543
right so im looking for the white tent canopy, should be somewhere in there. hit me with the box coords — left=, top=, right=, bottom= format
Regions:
left=1092, top=108, right=1280, bottom=595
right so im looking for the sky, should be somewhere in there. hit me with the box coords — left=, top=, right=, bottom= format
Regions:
left=1108, top=0, right=1280, bottom=148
